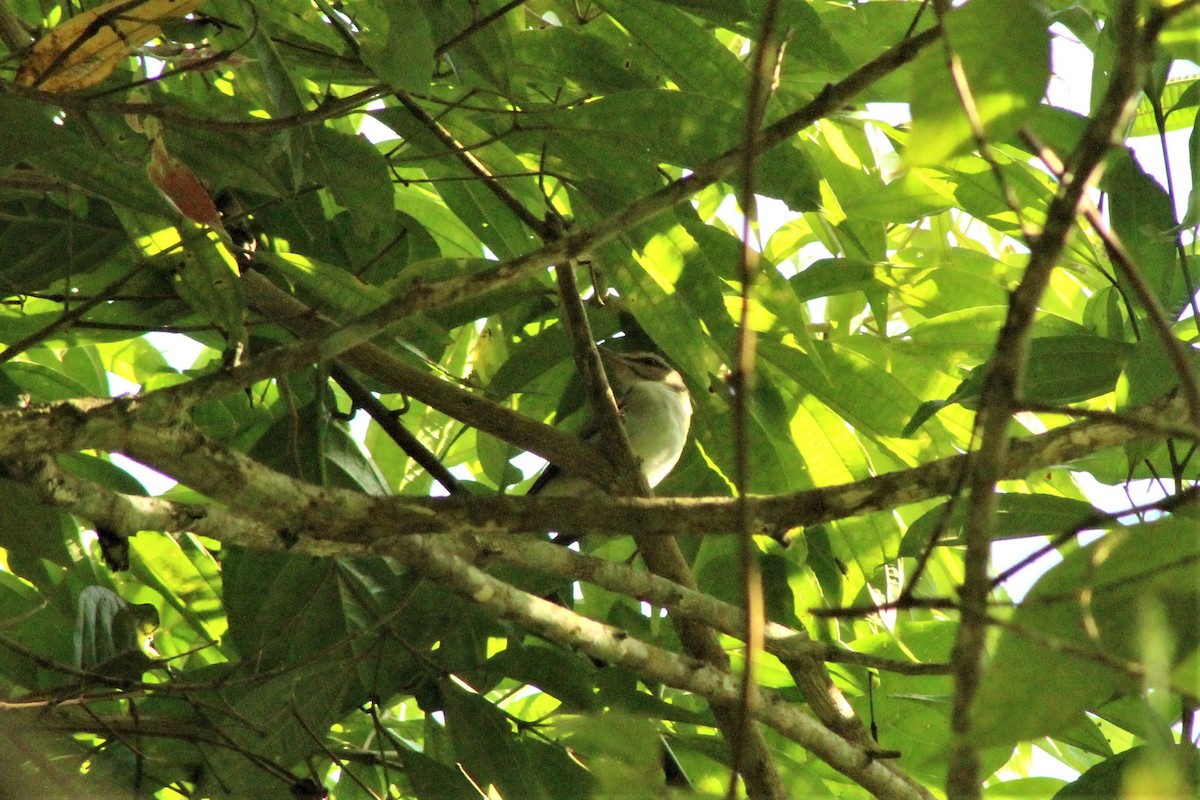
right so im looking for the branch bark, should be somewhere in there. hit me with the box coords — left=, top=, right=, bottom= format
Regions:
left=945, top=2, right=1146, bottom=796
left=0, top=391, right=1189, bottom=544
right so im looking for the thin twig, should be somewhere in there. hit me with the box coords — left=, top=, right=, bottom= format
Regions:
left=329, top=363, right=462, bottom=495
left=433, top=0, right=525, bottom=59
left=237, top=26, right=942, bottom=363
left=729, top=3, right=785, bottom=793
left=1080, top=201, right=1200, bottom=424
left=392, top=91, right=552, bottom=239
left=989, top=484, right=1200, bottom=590
left=0, top=258, right=160, bottom=366
left=935, top=8, right=1030, bottom=238
left=3, top=82, right=389, bottom=134
left=238, top=271, right=612, bottom=490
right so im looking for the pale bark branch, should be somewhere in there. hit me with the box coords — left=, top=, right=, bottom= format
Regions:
left=12, top=454, right=950, bottom=680
left=0, top=392, right=1190, bottom=543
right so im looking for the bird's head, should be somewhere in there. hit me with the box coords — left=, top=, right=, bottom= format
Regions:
left=601, top=349, right=687, bottom=394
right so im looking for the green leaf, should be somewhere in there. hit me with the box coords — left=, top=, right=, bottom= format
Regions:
left=597, top=0, right=749, bottom=97
left=1106, top=152, right=1187, bottom=315
left=907, top=307, right=1093, bottom=360
left=1180, top=108, right=1200, bottom=229
left=0, top=479, right=74, bottom=567
left=58, top=453, right=149, bottom=496
left=943, top=335, right=1130, bottom=409
left=848, top=622, right=972, bottom=783
left=306, top=127, right=396, bottom=237
left=442, top=683, right=554, bottom=800
left=511, top=23, right=661, bottom=96
left=358, top=4, right=435, bottom=91
left=790, top=258, right=879, bottom=301
left=984, top=778, right=1068, bottom=799
left=414, top=0, right=517, bottom=93
left=645, top=0, right=752, bottom=27
left=520, top=90, right=820, bottom=210
left=1117, top=334, right=1191, bottom=410
left=900, top=494, right=1102, bottom=557
left=254, top=250, right=388, bottom=320
left=881, top=248, right=1015, bottom=318
left=484, top=643, right=598, bottom=711
left=0, top=96, right=63, bottom=168
left=844, top=169, right=956, bottom=223
left=906, top=0, right=1050, bottom=165
left=1131, top=75, right=1200, bottom=137
left=128, top=531, right=225, bottom=646
left=0, top=196, right=125, bottom=293
left=975, top=517, right=1200, bottom=747
left=397, top=747, right=484, bottom=799
left=174, top=239, right=247, bottom=356
left=2, top=360, right=98, bottom=401
left=1054, top=746, right=1200, bottom=799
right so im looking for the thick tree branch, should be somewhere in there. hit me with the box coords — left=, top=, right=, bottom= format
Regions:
left=0, top=425, right=928, bottom=799
left=11, top=459, right=949, bottom=679
left=14, top=541, right=931, bottom=800
left=0, top=392, right=1190, bottom=544
left=0, top=385, right=1180, bottom=800
left=6, top=455, right=277, bottom=548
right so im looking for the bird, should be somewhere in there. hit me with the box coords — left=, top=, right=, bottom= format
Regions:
left=527, top=350, right=697, bottom=788
left=528, top=349, right=693, bottom=498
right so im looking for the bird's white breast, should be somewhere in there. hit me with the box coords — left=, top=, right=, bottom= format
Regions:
left=620, top=380, right=693, bottom=487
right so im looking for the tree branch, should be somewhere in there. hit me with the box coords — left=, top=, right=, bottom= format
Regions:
left=0, top=391, right=1190, bottom=544
left=946, top=1, right=1146, bottom=796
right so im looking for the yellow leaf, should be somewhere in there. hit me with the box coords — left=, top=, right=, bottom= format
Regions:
left=16, top=0, right=206, bottom=93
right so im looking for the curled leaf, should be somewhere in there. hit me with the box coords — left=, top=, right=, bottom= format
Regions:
left=16, top=0, right=206, bottom=93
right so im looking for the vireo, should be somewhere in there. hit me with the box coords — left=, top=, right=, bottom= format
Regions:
left=530, top=349, right=692, bottom=496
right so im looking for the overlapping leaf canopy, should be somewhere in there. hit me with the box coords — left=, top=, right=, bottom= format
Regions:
left=1, top=0, right=1200, bottom=798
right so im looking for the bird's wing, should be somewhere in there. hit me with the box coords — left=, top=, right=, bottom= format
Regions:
left=526, top=397, right=628, bottom=495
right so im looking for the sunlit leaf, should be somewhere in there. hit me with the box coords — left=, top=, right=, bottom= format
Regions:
left=906, top=0, right=1050, bottom=165
left=17, top=0, right=206, bottom=92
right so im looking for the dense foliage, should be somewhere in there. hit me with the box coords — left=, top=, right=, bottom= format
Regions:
left=1, top=0, right=1199, bottom=797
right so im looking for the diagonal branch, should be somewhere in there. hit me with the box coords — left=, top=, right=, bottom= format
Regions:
left=238, top=270, right=615, bottom=489
left=392, top=90, right=553, bottom=239
left=945, top=2, right=1146, bottom=796
left=176, top=27, right=942, bottom=421
left=729, top=3, right=783, bottom=790
left=324, top=27, right=942, bottom=336
left=1020, top=132, right=1200, bottom=423
left=0, top=416, right=930, bottom=798
left=1081, top=201, right=1200, bottom=420
left=328, top=363, right=462, bottom=495
left=11, top=457, right=950, bottom=678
